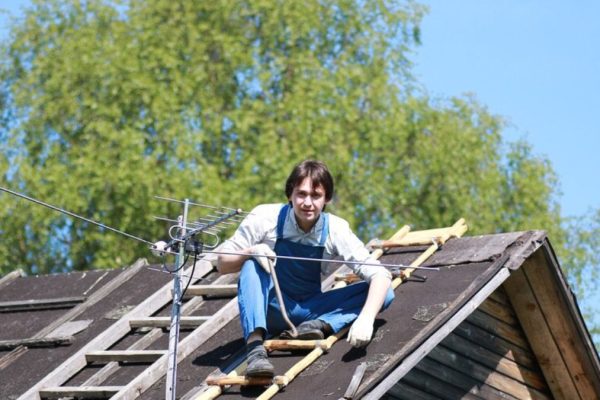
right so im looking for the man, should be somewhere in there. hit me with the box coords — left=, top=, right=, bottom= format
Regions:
left=217, top=160, right=394, bottom=378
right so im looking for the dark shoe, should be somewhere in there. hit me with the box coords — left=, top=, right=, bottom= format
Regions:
left=245, top=343, right=274, bottom=378
left=280, top=320, right=330, bottom=340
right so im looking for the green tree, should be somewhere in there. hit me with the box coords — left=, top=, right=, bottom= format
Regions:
left=0, top=0, right=597, bottom=344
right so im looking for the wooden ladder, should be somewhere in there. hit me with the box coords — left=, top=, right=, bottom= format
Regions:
left=193, top=219, right=468, bottom=400
left=19, top=258, right=241, bottom=400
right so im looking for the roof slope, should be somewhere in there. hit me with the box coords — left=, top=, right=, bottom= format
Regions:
left=0, top=231, right=598, bottom=400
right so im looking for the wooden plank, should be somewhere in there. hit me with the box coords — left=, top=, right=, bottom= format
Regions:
left=17, top=259, right=211, bottom=400
left=0, top=336, right=72, bottom=351
left=401, top=368, right=481, bottom=400
left=522, top=248, right=600, bottom=399
left=343, top=362, right=367, bottom=399
left=441, top=332, right=547, bottom=390
left=0, top=269, right=24, bottom=290
left=183, top=284, right=237, bottom=297
left=453, top=320, right=538, bottom=370
left=129, top=316, right=209, bottom=328
left=503, top=266, right=581, bottom=399
left=33, top=258, right=148, bottom=339
left=0, top=296, right=86, bottom=312
left=428, top=345, right=551, bottom=400
left=0, top=345, right=28, bottom=370
left=466, top=309, right=530, bottom=350
left=46, top=320, right=93, bottom=338
left=361, top=267, right=510, bottom=400
left=488, top=285, right=510, bottom=305
left=412, top=357, right=518, bottom=400
left=86, top=350, right=167, bottom=363
left=477, top=297, right=518, bottom=326
left=39, top=386, right=121, bottom=398
left=385, top=381, right=441, bottom=400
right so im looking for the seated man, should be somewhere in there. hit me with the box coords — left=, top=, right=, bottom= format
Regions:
left=217, top=159, right=394, bottom=378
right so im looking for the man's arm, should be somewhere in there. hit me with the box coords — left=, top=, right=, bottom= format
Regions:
left=217, top=251, right=249, bottom=274
left=217, top=243, right=276, bottom=275
left=347, top=274, right=391, bottom=347
left=361, top=274, right=392, bottom=319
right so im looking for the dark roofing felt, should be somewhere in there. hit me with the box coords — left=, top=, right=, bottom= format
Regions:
left=1, top=230, right=598, bottom=399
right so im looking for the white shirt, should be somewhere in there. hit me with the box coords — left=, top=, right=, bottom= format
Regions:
left=220, top=203, right=392, bottom=282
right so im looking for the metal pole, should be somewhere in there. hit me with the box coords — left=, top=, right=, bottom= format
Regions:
left=166, top=199, right=189, bottom=400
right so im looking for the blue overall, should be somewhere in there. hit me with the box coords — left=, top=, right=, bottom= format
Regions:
left=237, top=204, right=395, bottom=340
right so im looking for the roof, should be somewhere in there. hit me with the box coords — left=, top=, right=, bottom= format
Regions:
left=1, top=230, right=598, bottom=400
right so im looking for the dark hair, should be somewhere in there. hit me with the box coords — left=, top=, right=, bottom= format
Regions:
left=285, top=160, right=334, bottom=201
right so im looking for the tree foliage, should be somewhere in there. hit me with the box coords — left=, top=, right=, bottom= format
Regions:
left=0, top=0, right=598, bottom=345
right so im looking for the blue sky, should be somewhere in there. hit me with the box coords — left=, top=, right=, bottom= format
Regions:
left=414, top=1, right=600, bottom=219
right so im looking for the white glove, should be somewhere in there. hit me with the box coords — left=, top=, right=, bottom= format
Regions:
left=347, top=314, right=375, bottom=348
left=248, top=243, right=276, bottom=273
left=151, top=241, right=168, bottom=257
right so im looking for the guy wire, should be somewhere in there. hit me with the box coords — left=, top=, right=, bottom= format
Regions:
left=0, top=186, right=154, bottom=245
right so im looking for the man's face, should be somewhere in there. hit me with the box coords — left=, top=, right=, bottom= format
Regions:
left=289, top=177, right=329, bottom=232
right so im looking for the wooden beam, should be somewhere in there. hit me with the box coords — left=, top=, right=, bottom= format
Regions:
left=0, top=269, right=24, bottom=290
left=343, top=362, right=367, bottom=399
left=129, top=316, right=210, bottom=328
left=477, top=297, right=518, bottom=326
left=0, top=345, right=28, bottom=370
left=39, top=386, right=121, bottom=399
left=453, top=320, right=538, bottom=370
left=466, top=309, right=530, bottom=350
left=503, top=265, right=581, bottom=399
left=183, top=284, right=237, bottom=297
left=0, top=296, right=86, bottom=312
left=0, top=336, right=72, bottom=351
left=86, top=350, right=167, bottom=363
left=263, top=339, right=329, bottom=351
left=205, top=376, right=287, bottom=386
left=522, top=248, right=600, bottom=398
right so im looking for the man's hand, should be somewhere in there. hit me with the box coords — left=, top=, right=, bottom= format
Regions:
left=347, top=314, right=375, bottom=348
left=248, top=243, right=276, bottom=273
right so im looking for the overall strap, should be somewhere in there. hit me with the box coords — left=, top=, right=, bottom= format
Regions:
left=318, top=212, right=329, bottom=246
left=276, top=203, right=289, bottom=240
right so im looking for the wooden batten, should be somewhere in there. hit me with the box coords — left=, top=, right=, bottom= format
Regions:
left=0, top=269, right=24, bottom=290
left=466, top=309, right=530, bottom=350
left=452, top=321, right=538, bottom=370
left=504, top=246, right=600, bottom=399
left=0, top=296, right=86, bottom=312
left=182, top=284, right=238, bottom=298
left=477, top=297, right=519, bottom=326
left=129, top=316, right=210, bottom=328
left=0, top=336, right=72, bottom=351
left=85, top=350, right=167, bottom=363
left=39, top=386, right=121, bottom=399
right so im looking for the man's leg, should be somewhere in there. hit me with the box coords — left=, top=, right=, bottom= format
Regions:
left=299, top=282, right=395, bottom=333
left=237, top=259, right=274, bottom=377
